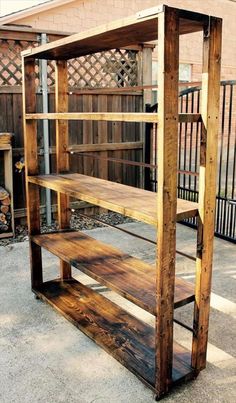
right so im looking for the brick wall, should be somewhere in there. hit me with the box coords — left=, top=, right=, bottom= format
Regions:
left=14, top=0, right=236, bottom=80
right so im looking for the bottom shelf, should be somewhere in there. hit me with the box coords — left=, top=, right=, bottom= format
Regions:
left=34, top=278, right=195, bottom=391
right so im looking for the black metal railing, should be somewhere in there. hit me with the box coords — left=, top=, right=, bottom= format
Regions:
left=145, top=80, right=236, bottom=243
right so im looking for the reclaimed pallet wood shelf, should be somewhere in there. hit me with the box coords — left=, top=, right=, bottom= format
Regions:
left=28, top=173, right=199, bottom=224
left=33, top=278, right=194, bottom=389
left=32, top=230, right=195, bottom=313
left=22, top=4, right=222, bottom=400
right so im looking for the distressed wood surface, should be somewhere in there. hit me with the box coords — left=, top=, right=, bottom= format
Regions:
left=22, top=7, right=208, bottom=60
left=97, top=95, right=108, bottom=180
left=25, top=112, right=201, bottom=123
left=55, top=60, right=72, bottom=280
left=33, top=278, right=194, bottom=389
left=31, top=231, right=195, bottom=313
left=28, top=173, right=199, bottom=224
left=155, top=8, right=179, bottom=397
left=22, top=58, right=42, bottom=288
left=192, top=17, right=222, bottom=372
left=67, top=141, right=143, bottom=153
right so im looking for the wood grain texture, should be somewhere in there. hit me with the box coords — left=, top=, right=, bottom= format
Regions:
left=97, top=95, right=108, bottom=180
left=192, top=17, right=222, bottom=372
left=28, top=173, right=199, bottom=224
left=25, top=112, right=201, bottom=123
left=31, top=231, right=195, bottom=313
left=22, top=58, right=42, bottom=288
left=111, top=96, right=122, bottom=183
left=33, top=278, right=194, bottom=390
left=55, top=60, right=71, bottom=280
left=155, top=8, right=179, bottom=397
left=22, top=6, right=208, bottom=60
left=67, top=141, right=143, bottom=153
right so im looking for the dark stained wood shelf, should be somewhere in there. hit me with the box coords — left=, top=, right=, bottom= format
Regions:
left=31, top=231, right=195, bottom=314
left=33, top=278, right=195, bottom=389
left=28, top=173, right=199, bottom=224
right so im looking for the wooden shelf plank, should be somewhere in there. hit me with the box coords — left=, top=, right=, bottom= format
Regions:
left=33, top=278, right=194, bottom=389
left=28, top=173, right=199, bottom=224
left=22, top=6, right=208, bottom=60
left=31, top=231, right=195, bottom=314
left=25, top=112, right=201, bottom=124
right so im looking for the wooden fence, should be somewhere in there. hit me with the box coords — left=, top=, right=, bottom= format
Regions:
left=0, top=26, right=151, bottom=218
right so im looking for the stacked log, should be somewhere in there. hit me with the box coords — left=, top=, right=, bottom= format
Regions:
left=0, top=133, right=13, bottom=145
left=0, top=186, right=11, bottom=233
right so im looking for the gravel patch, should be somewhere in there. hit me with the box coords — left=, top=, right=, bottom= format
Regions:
left=0, top=211, right=135, bottom=247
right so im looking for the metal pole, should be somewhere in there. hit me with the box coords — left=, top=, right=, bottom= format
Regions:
left=40, top=33, right=51, bottom=225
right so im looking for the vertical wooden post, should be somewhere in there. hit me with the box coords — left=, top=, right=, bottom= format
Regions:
left=55, top=59, right=72, bottom=280
left=22, top=57, right=42, bottom=288
left=192, top=17, right=222, bottom=372
left=98, top=95, right=108, bottom=180
left=112, top=96, right=122, bottom=183
left=155, top=7, right=179, bottom=398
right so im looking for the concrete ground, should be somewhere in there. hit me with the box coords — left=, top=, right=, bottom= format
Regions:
left=0, top=223, right=235, bottom=403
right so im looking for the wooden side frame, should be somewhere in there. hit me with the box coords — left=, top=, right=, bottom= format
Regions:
left=156, top=7, right=179, bottom=398
left=192, top=17, right=222, bottom=372
left=22, top=58, right=43, bottom=288
left=55, top=60, right=72, bottom=280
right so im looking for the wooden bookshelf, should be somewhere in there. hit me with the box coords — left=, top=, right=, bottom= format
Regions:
left=22, top=4, right=222, bottom=400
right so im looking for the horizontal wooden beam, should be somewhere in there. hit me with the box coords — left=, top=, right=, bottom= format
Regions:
left=25, top=112, right=201, bottom=123
left=13, top=141, right=143, bottom=156
left=67, top=142, right=143, bottom=153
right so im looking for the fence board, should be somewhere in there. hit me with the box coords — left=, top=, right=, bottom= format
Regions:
left=145, top=81, right=236, bottom=243
left=0, top=89, right=143, bottom=213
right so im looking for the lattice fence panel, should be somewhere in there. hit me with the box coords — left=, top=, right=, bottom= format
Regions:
left=0, top=39, right=38, bottom=86
left=48, top=49, right=138, bottom=88
left=0, top=39, right=138, bottom=88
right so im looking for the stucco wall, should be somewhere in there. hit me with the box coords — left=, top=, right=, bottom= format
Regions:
left=14, top=0, right=236, bottom=80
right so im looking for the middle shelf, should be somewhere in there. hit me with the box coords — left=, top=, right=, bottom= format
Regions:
left=28, top=173, right=199, bottom=225
left=32, top=230, right=195, bottom=314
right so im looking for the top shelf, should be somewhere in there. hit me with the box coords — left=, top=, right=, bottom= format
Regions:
left=22, top=4, right=211, bottom=60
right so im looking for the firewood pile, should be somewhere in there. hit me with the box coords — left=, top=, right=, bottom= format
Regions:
left=0, top=186, right=12, bottom=233
left=0, top=133, right=13, bottom=145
